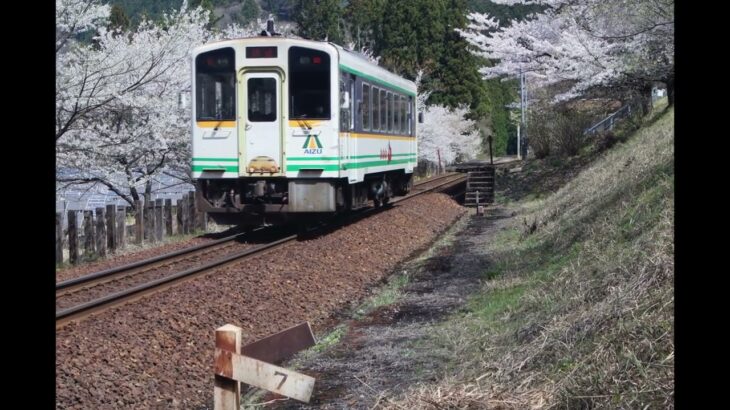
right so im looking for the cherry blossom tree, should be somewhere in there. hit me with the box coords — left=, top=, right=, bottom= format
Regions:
left=458, top=0, right=674, bottom=105
left=416, top=73, right=481, bottom=169
left=56, top=2, right=211, bottom=205
left=56, top=0, right=263, bottom=207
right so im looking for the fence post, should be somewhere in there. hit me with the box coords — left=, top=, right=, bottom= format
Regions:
left=135, top=200, right=144, bottom=244
left=68, top=211, right=79, bottom=265
left=83, top=210, right=95, bottom=259
left=96, top=207, right=106, bottom=257
left=155, top=198, right=164, bottom=241
left=177, top=198, right=185, bottom=235
left=183, top=194, right=190, bottom=234
left=165, top=199, right=173, bottom=237
left=106, top=204, right=117, bottom=252
left=56, top=212, right=64, bottom=264
left=214, top=324, right=243, bottom=410
left=117, top=206, right=126, bottom=250
left=188, top=191, right=196, bottom=234
left=145, top=200, right=155, bottom=243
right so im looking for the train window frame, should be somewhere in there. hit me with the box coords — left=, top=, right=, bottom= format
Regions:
left=339, top=73, right=351, bottom=131
left=288, top=46, right=331, bottom=120
left=195, top=47, right=236, bottom=122
left=385, top=92, right=391, bottom=133
left=362, top=83, right=371, bottom=131
left=350, top=76, right=356, bottom=130
left=393, top=94, right=400, bottom=134
left=379, top=89, right=386, bottom=134
left=247, top=78, right=277, bottom=122
left=406, top=97, right=411, bottom=136
left=409, top=97, right=415, bottom=136
left=400, top=95, right=407, bottom=135
left=372, top=86, right=380, bottom=131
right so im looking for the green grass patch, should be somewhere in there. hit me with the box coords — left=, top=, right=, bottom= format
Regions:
left=467, top=284, right=527, bottom=324
left=311, top=325, right=346, bottom=353
left=354, top=271, right=411, bottom=319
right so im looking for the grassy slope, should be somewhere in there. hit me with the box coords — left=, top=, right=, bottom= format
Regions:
left=386, top=107, right=674, bottom=408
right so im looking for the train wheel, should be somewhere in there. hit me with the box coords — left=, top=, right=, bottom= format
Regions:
left=373, top=198, right=381, bottom=208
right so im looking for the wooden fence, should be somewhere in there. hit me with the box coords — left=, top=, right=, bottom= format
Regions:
left=56, top=191, right=208, bottom=265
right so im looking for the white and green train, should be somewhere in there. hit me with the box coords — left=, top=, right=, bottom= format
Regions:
left=191, top=35, right=420, bottom=225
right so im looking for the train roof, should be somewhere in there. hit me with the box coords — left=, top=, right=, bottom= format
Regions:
left=333, top=44, right=417, bottom=96
left=192, top=37, right=417, bottom=96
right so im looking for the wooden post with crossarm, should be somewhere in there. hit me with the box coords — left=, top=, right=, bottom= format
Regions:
left=213, top=322, right=317, bottom=409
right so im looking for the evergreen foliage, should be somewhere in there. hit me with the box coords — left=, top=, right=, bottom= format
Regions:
left=109, top=4, right=131, bottom=31
left=467, top=0, right=544, bottom=24
left=236, top=0, right=261, bottom=25
left=291, top=0, right=344, bottom=43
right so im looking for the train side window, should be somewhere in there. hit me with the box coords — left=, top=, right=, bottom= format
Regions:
left=350, top=75, right=356, bottom=130
left=406, top=97, right=413, bottom=136
left=394, top=94, right=401, bottom=134
left=247, top=78, right=276, bottom=122
left=372, top=86, right=380, bottom=131
left=388, top=93, right=395, bottom=133
left=362, top=83, right=371, bottom=131
left=339, top=74, right=350, bottom=131
left=380, top=89, right=386, bottom=133
left=385, top=92, right=391, bottom=132
left=400, top=96, right=406, bottom=134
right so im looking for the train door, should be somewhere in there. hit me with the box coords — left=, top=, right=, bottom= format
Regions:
left=239, top=72, right=282, bottom=175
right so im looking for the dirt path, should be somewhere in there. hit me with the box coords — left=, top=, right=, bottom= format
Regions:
left=266, top=205, right=514, bottom=409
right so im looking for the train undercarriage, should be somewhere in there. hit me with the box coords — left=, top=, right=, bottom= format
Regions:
left=195, top=171, right=413, bottom=226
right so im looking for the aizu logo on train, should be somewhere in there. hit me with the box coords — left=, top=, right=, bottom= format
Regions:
left=302, top=134, right=323, bottom=154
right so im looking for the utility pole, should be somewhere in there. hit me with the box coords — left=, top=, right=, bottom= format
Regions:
left=519, top=70, right=526, bottom=160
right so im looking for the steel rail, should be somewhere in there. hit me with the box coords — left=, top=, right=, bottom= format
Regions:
left=56, top=173, right=466, bottom=327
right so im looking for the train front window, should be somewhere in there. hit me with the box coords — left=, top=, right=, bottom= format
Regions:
left=195, top=48, right=236, bottom=121
left=247, top=78, right=276, bottom=122
left=289, top=47, right=331, bottom=119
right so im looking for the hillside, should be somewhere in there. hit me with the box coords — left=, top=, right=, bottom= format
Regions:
left=384, top=107, right=674, bottom=408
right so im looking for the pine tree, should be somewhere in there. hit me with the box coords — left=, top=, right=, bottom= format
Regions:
left=292, top=0, right=344, bottom=43
left=109, top=4, right=130, bottom=31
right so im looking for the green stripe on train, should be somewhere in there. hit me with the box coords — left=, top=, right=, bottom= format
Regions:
left=286, top=164, right=341, bottom=171
left=286, top=156, right=340, bottom=161
left=343, top=158, right=416, bottom=169
left=345, top=153, right=415, bottom=159
left=192, top=165, right=239, bottom=172
left=192, top=157, right=238, bottom=162
left=287, top=153, right=415, bottom=161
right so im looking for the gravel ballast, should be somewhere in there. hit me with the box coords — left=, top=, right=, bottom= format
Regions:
left=56, top=193, right=465, bottom=409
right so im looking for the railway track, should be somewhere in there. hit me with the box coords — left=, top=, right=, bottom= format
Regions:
left=55, top=173, right=465, bottom=328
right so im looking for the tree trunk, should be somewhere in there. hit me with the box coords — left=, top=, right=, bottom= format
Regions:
left=144, top=179, right=152, bottom=204
left=130, top=186, right=140, bottom=208
left=642, top=86, right=653, bottom=115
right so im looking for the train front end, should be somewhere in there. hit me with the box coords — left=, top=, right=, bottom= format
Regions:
left=191, top=38, right=341, bottom=226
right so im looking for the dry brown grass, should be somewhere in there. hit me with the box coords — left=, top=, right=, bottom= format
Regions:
left=381, top=108, right=674, bottom=409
